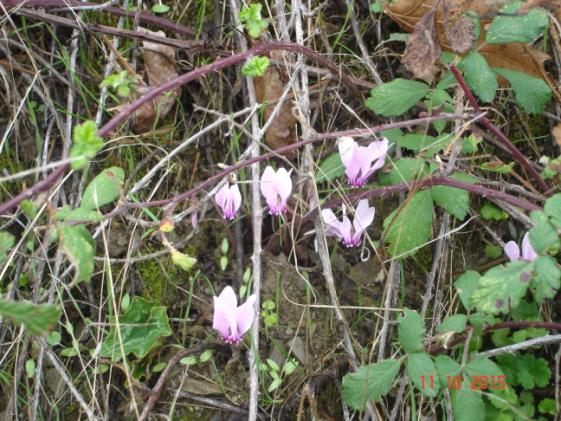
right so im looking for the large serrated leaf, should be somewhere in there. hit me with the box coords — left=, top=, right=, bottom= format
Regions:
left=531, top=256, right=561, bottom=304
left=452, top=380, right=486, bottom=421
left=365, top=79, right=430, bottom=117
left=470, top=261, right=531, bottom=314
left=0, top=299, right=60, bottom=335
left=341, top=359, right=401, bottom=410
left=398, top=308, right=425, bottom=353
left=430, top=173, right=475, bottom=220
left=455, top=271, right=481, bottom=309
left=486, top=1, right=549, bottom=45
left=458, top=51, right=497, bottom=103
left=407, top=353, right=440, bottom=398
left=60, top=225, right=94, bottom=283
left=435, top=355, right=461, bottom=386
left=81, top=167, right=124, bottom=210
left=383, top=190, right=433, bottom=258
left=493, top=68, right=551, bottom=114
left=378, top=158, right=428, bottom=186
left=100, top=297, right=172, bottom=361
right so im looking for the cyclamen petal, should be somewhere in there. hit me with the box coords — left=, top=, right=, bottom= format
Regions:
left=504, top=233, right=537, bottom=262
left=212, top=286, right=257, bottom=344
left=338, top=137, right=389, bottom=187
left=260, top=166, right=292, bottom=215
left=215, top=183, right=242, bottom=220
left=504, top=241, right=520, bottom=262
left=322, top=200, right=375, bottom=247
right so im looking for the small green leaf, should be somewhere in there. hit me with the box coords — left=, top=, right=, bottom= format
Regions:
left=493, top=68, right=551, bottom=114
left=151, top=4, right=170, bottom=13
left=486, top=1, right=549, bottom=45
left=383, top=190, right=434, bottom=258
left=267, top=358, right=280, bottom=372
left=47, top=331, right=62, bottom=346
left=452, top=380, right=486, bottom=421
left=481, top=202, right=508, bottom=221
left=341, top=359, right=401, bottom=410
left=26, top=359, right=36, bottom=378
left=529, top=211, right=559, bottom=253
left=538, top=398, right=556, bottom=415
left=152, top=362, right=167, bottom=373
left=239, top=4, right=268, bottom=38
left=497, top=353, right=550, bottom=389
left=80, top=167, right=124, bottom=210
left=397, top=308, right=425, bottom=354
left=268, top=377, right=282, bottom=392
left=199, top=349, right=213, bottom=363
left=0, top=299, right=60, bottom=335
left=407, top=353, right=440, bottom=398
left=470, top=261, right=532, bottom=314
left=435, top=355, right=461, bottom=386
left=370, top=0, right=382, bottom=12
left=56, top=207, right=103, bottom=222
left=180, top=356, right=197, bottom=366
left=71, top=121, right=104, bottom=170
left=241, top=56, right=270, bottom=77
left=60, top=225, right=94, bottom=283
left=171, top=250, right=197, bottom=271
left=458, top=51, right=497, bottom=103
left=378, top=158, right=428, bottom=186
left=455, top=270, right=481, bottom=309
left=219, top=256, right=228, bottom=271
left=365, top=79, right=430, bottom=117
left=99, top=297, right=172, bottom=361
left=531, top=256, right=561, bottom=303
left=437, top=314, right=467, bottom=334
left=0, top=232, right=15, bottom=264
left=430, top=172, right=475, bottom=220
left=544, top=193, right=561, bottom=229
left=317, top=152, right=344, bottom=183
left=480, top=161, right=514, bottom=174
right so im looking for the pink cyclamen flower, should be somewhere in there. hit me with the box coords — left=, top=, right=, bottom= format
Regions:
left=338, top=136, right=389, bottom=187
left=212, top=286, right=257, bottom=344
left=260, top=166, right=292, bottom=215
left=215, top=183, right=242, bottom=220
left=504, top=232, right=538, bottom=262
left=321, top=199, right=375, bottom=247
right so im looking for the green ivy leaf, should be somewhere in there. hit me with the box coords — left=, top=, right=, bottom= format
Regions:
left=241, top=56, right=270, bottom=77
left=100, top=297, right=172, bottom=361
left=80, top=167, right=124, bottom=210
left=493, top=68, right=552, bottom=114
left=458, top=52, right=497, bottom=103
left=60, top=225, right=94, bottom=283
left=365, top=79, right=430, bottom=117
left=397, top=308, right=425, bottom=354
left=430, top=173, right=476, bottom=220
left=0, top=232, right=15, bottom=264
left=486, top=1, right=549, bottom=45
left=71, top=121, right=104, bottom=170
left=0, top=299, right=60, bottom=335
left=383, top=190, right=433, bottom=258
left=530, top=256, right=561, bottom=303
left=437, top=314, right=467, bottom=334
left=378, top=158, right=428, bottom=186
left=435, top=355, right=461, bottom=386
left=470, top=261, right=532, bottom=314
left=452, top=380, right=486, bottom=421
left=239, top=4, right=268, bottom=39
left=341, top=359, right=401, bottom=410
left=407, top=353, right=440, bottom=398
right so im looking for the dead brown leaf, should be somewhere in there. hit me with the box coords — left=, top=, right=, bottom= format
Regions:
left=444, top=14, right=474, bottom=54
left=553, top=124, right=561, bottom=146
left=127, top=28, right=180, bottom=133
left=254, top=65, right=297, bottom=150
left=403, top=11, right=441, bottom=83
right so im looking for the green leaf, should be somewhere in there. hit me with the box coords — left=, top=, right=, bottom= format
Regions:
left=430, top=173, right=475, bottom=220
left=241, top=56, right=270, bottom=77
left=56, top=207, right=103, bottom=222
left=493, top=68, right=552, bottom=114
left=458, top=52, right=497, bottom=103
left=378, top=158, right=428, bottom=186
left=486, top=1, right=549, bottom=45
left=452, top=380, right=486, bottom=421
left=26, top=359, right=35, bottom=378
left=497, top=353, right=551, bottom=389
left=47, top=331, right=62, bottom=346
left=370, top=0, right=382, bottom=13
left=317, top=152, right=344, bottom=183
left=171, top=250, right=197, bottom=271
left=435, top=355, right=461, bottom=386
left=530, top=256, right=561, bottom=303
left=71, top=121, right=104, bottom=170
left=239, top=3, right=268, bottom=39
left=471, top=261, right=532, bottom=314
left=465, top=357, right=504, bottom=379
left=437, top=314, right=467, bottom=334
left=60, top=225, right=94, bottom=283
left=407, top=353, right=440, bottom=398
left=151, top=4, right=170, bottom=13
left=481, top=202, right=508, bottom=221
left=0, top=232, right=14, bottom=264
left=365, top=79, right=430, bottom=117
left=0, top=299, right=60, bottom=335
left=383, top=190, right=433, bottom=258
left=460, top=134, right=481, bottom=154
left=396, top=134, right=437, bottom=152
left=529, top=211, right=559, bottom=253
left=480, top=161, right=514, bottom=174
left=538, top=398, right=556, bottom=415
left=99, top=297, right=172, bottom=361
left=544, top=193, right=561, bottom=229
left=341, top=359, right=401, bottom=410
left=80, top=167, right=124, bottom=210
left=397, top=308, right=425, bottom=354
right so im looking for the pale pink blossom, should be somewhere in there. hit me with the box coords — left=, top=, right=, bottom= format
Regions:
left=260, top=166, right=292, bottom=215
left=321, top=199, right=375, bottom=247
left=215, top=183, right=242, bottom=220
left=504, top=233, right=537, bottom=262
left=212, top=286, right=256, bottom=344
left=338, top=137, right=389, bottom=187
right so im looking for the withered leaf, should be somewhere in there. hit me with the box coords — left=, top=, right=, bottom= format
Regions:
left=553, top=124, right=561, bottom=146
left=444, top=14, right=474, bottom=54
left=403, top=11, right=441, bottom=83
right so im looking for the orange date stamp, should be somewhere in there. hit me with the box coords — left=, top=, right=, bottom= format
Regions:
left=419, top=375, right=506, bottom=391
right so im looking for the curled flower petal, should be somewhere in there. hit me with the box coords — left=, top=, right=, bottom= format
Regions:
left=235, top=294, right=257, bottom=337
left=338, top=137, right=389, bottom=187
left=260, top=166, right=292, bottom=215
left=521, top=233, right=538, bottom=262
left=322, top=200, right=375, bottom=247
left=212, top=286, right=256, bottom=344
left=215, top=183, right=242, bottom=220
left=504, top=241, right=520, bottom=262
left=351, top=199, right=375, bottom=244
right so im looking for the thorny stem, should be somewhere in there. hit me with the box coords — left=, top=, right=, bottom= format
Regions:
left=450, top=65, right=549, bottom=192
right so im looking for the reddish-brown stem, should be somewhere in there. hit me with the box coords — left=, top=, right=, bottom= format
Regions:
left=450, top=65, right=549, bottom=192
